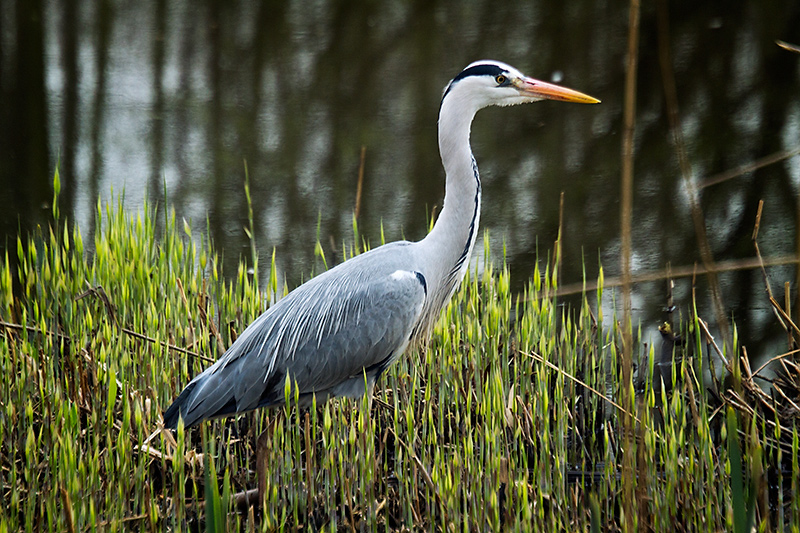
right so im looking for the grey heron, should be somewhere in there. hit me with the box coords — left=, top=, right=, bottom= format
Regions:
left=163, top=60, right=599, bottom=429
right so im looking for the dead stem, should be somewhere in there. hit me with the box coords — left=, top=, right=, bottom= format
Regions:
left=620, top=0, right=639, bottom=353
left=657, top=0, right=729, bottom=352
left=776, top=40, right=800, bottom=54
left=524, top=350, right=645, bottom=428
left=701, top=145, right=800, bottom=189
left=355, top=146, right=366, bottom=220
left=548, top=254, right=799, bottom=299
left=76, top=284, right=214, bottom=364
left=60, top=485, right=76, bottom=533
left=752, top=200, right=800, bottom=341
left=196, top=281, right=226, bottom=354
left=385, top=423, right=449, bottom=525
left=0, top=320, right=71, bottom=341
left=176, top=277, right=197, bottom=348
left=621, top=1, right=641, bottom=524
left=786, top=282, right=793, bottom=347
left=751, top=347, right=800, bottom=378
left=695, top=315, right=729, bottom=369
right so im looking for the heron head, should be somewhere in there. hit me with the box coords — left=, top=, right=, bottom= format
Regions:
left=443, top=60, right=600, bottom=110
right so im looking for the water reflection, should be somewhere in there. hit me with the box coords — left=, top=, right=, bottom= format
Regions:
left=2, top=0, right=800, bottom=361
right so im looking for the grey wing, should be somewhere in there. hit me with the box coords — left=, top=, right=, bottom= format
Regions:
left=166, top=259, right=427, bottom=428
left=245, top=267, right=427, bottom=404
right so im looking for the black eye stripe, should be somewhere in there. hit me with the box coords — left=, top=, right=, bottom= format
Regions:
left=442, top=64, right=510, bottom=100
left=452, top=64, right=505, bottom=83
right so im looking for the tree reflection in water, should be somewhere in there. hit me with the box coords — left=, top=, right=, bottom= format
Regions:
left=1, top=0, right=799, bottom=361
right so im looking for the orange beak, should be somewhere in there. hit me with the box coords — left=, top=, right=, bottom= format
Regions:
left=514, top=77, right=600, bottom=104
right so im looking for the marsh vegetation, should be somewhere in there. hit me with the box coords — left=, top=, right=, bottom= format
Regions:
left=2, top=177, right=799, bottom=531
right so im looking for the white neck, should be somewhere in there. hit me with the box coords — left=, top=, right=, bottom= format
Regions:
left=418, top=88, right=483, bottom=316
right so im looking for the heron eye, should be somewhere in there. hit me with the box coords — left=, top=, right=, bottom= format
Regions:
left=495, top=74, right=507, bottom=85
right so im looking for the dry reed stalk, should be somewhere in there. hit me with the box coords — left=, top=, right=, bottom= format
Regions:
left=620, top=0, right=639, bottom=350
left=700, top=145, right=800, bottom=189
left=717, top=202, right=800, bottom=462
left=751, top=347, right=800, bottom=378
left=355, top=145, right=366, bottom=219
left=524, top=350, right=644, bottom=427
left=796, top=152, right=800, bottom=328
left=75, top=284, right=214, bottom=363
left=176, top=277, right=196, bottom=347
left=786, top=282, right=794, bottom=347
left=753, top=200, right=800, bottom=340
left=656, top=0, right=729, bottom=352
left=60, top=485, right=76, bottom=533
left=549, top=254, right=799, bottom=299
left=621, top=0, right=641, bottom=527
left=776, top=40, right=800, bottom=53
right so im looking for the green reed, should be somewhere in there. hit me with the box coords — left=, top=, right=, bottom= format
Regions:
left=0, top=182, right=797, bottom=531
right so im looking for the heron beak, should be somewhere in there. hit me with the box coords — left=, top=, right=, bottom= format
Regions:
left=515, top=77, right=600, bottom=104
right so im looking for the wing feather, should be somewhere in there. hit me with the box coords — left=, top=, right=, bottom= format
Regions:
left=168, top=243, right=427, bottom=427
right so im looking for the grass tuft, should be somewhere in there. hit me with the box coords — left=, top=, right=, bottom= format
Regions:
left=0, top=179, right=798, bottom=530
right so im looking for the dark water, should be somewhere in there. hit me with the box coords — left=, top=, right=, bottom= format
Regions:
left=2, top=0, right=799, bottom=363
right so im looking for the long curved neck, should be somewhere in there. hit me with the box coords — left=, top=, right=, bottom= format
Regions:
left=418, top=90, right=483, bottom=313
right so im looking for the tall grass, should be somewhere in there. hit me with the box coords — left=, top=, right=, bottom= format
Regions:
left=0, top=185, right=797, bottom=531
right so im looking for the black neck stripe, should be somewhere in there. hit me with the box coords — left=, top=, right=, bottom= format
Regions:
left=448, top=156, right=481, bottom=282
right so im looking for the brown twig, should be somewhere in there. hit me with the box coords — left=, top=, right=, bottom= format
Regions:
left=385, top=424, right=449, bottom=524
left=772, top=383, right=800, bottom=415
left=723, top=390, right=794, bottom=455
left=695, top=315, right=729, bottom=369
left=75, top=284, right=118, bottom=325
left=768, top=296, right=800, bottom=339
left=700, top=146, right=800, bottom=189
left=0, top=320, right=71, bottom=341
left=196, top=292, right=225, bottom=355
left=176, top=277, right=197, bottom=347
left=523, top=350, right=646, bottom=428
left=76, top=285, right=214, bottom=364
left=752, top=200, right=800, bottom=341
left=232, top=489, right=261, bottom=512
left=751, top=347, right=800, bottom=378
left=93, top=513, right=148, bottom=528
left=119, top=325, right=213, bottom=364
